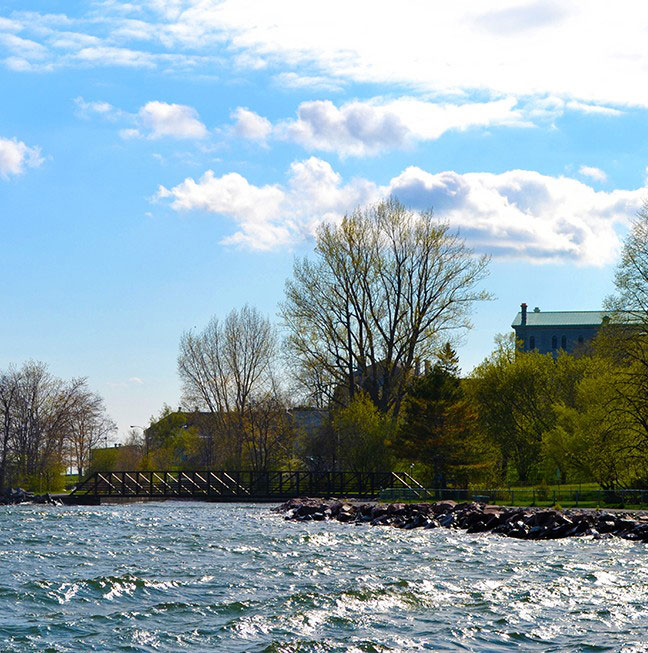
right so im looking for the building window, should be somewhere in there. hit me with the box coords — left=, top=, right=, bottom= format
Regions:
left=552, top=335, right=557, bottom=350
left=561, top=335, right=567, bottom=350
left=529, top=336, right=535, bottom=350
left=578, top=336, right=584, bottom=345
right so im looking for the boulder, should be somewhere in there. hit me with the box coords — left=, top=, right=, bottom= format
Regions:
left=387, top=503, right=406, bottom=515
left=337, top=511, right=355, bottom=523
left=276, top=497, right=648, bottom=544
left=431, top=500, right=456, bottom=514
left=371, top=505, right=388, bottom=519
left=438, top=513, right=456, bottom=528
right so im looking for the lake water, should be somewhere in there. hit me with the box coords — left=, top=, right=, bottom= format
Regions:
left=1, top=502, right=647, bottom=652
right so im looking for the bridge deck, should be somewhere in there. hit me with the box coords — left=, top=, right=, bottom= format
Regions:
left=68, top=470, right=425, bottom=504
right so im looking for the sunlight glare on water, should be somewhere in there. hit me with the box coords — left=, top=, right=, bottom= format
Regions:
left=1, top=502, right=648, bottom=652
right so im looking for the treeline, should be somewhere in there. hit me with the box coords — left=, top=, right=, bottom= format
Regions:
left=119, top=332, right=648, bottom=492
left=32, top=197, right=648, bottom=492
left=98, top=199, right=491, bottom=477
left=120, top=198, right=648, bottom=491
left=0, top=361, right=114, bottom=491
left=295, top=333, right=648, bottom=490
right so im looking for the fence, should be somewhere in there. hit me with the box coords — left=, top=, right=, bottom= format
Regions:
left=378, top=487, right=648, bottom=507
left=70, top=470, right=425, bottom=501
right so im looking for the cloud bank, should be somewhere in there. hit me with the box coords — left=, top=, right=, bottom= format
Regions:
left=2, top=3, right=648, bottom=109
left=158, top=158, right=645, bottom=264
left=233, top=97, right=523, bottom=157
left=231, top=96, right=625, bottom=157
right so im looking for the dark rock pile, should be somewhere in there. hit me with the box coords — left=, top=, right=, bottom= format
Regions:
left=1, top=488, right=63, bottom=506
left=277, top=498, right=648, bottom=542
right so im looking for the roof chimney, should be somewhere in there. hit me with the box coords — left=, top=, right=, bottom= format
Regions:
left=521, top=303, right=527, bottom=326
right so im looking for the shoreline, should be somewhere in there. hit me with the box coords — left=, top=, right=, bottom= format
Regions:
left=278, top=497, right=648, bottom=542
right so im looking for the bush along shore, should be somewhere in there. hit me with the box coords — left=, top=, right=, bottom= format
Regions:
left=1, top=488, right=63, bottom=506
left=277, top=498, right=648, bottom=542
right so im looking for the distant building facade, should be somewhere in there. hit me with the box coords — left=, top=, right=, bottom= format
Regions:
left=512, top=303, right=614, bottom=355
left=149, top=407, right=327, bottom=443
left=288, top=406, right=328, bottom=438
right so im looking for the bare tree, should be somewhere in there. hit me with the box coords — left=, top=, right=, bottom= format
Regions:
left=178, top=305, right=277, bottom=467
left=12, top=363, right=94, bottom=483
left=282, top=198, right=491, bottom=416
left=67, top=392, right=116, bottom=477
left=0, top=367, right=20, bottom=490
left=0, top=360, right=115, bottom=490
left=607, top=201, right=648, bottom=324
left=242, top=387, right=296, bottom=472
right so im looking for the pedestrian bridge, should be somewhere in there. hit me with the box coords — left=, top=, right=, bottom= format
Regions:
left=68, top=469, right=426, bottom=504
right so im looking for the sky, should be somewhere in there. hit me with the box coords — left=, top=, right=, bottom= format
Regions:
left=1, top=1, right=648, bottom=439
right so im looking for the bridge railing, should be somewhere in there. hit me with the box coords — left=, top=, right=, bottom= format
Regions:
left=70, top=470, right=417, bottom=500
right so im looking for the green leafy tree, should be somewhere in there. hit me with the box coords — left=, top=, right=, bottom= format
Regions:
left=144, top=405, right=202, bottom=470
left=542, top=357, right=641, bottom=489
left=89, top=429, right=145, bottom=473
left=468, top=337, right=591, bottom=484
left=331, top=394, right=395, bottom=472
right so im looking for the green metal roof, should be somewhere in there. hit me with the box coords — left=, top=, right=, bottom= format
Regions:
left=511, top=310, right=614, bottom=328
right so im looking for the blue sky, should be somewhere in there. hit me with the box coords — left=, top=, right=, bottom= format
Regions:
left=1, top=1, right=647, bottom=438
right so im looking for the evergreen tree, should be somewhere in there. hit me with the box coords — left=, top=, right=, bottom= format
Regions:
left=394, top=344, right=476, bottom=487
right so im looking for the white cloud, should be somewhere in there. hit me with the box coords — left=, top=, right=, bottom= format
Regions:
left=0, top=33, right=48, bottom=60
left=233, top=51, right=267, bottom=70
left=49, top=31, right=101, bottom=50
left=1, top=2, right=646, bottom=111
left=107, top=376, right=146, bottom=389
left=136, top=101, right=207, bottom=140
left=0, top=17, right=22, bottom=31
left=578, top=166, right=607, bottom=183
left=3, top=2, right=647, bottom=122
left=158, top=157, right=645, bottom=263
left=0, top=137, right=43, bottom=179
left=74, top=96, right=121, bottom=120
left=234, top=97, right=524, bottom=157
left=3, top=56, right=40, bottom=72
left=388, top=167, right=640, bottom=265
left=566, top=101, right=622, bottom=116
left=119, top=128, right=141, bottom=140
left=231, top=107, right=272, bottom=143
left=233, top=94, right=626, bottom=159
left=110, top=1, right=648, bottom=109
left=75, top=98, right=208, bottom=140
left=74, top=45, right=156, bottom=68
left=157, top=157, right=380, bottom=249
left=274, top=72, right=344, bottom=92
left=277, top=100, right=410, bottom=157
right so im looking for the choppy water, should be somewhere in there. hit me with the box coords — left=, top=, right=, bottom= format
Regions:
left=1, top=503, right=648, bottom=652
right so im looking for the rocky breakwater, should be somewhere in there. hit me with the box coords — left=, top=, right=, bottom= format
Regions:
left=277, top=498, right=648, bottom=542
left=0, top=488, right=63, bottom=506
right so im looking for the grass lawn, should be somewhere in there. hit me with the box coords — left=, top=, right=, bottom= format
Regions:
left=380, top=483, right=648, bottom=509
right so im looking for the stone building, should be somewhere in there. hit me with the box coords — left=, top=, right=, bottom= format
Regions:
left=511, top=303, right=614, bottom=355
